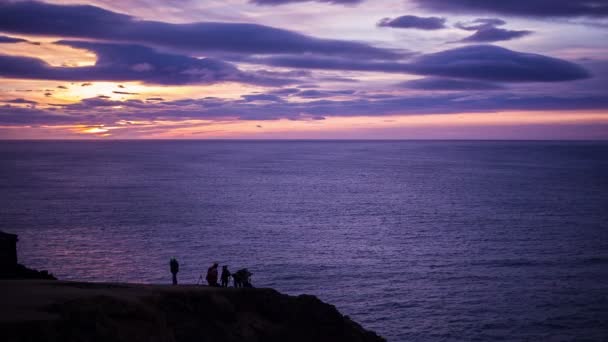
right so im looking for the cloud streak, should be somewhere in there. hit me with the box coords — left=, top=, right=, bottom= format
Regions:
left=4, top=92, right=608, bottom=126
left=0, top=1, right=397, bottom=59
left=248, top=45, right=590, bottom=82
left=377, top=15, right=447, bottom=30
left=413, top=0, right=608, bottom=18
left=455, top=18, right=532, bottom=43
left=0, top=35, right=28, bottom=44
left=250, top=0, right=362, bottom=5
left=0, top=40, right=295, bottom=86
left=399, top=78, right=505, bottom=91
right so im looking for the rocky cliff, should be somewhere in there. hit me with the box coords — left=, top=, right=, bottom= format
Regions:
left=0, top=280, right=385, bottom=342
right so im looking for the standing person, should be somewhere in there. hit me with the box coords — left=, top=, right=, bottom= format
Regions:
left=220, top=265, right=231, bottom=288
left=169, top=258, right=179, bottom=285
left=206, top=262, right=219, bottom=287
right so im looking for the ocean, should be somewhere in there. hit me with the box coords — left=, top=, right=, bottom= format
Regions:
left=1, top=140, right=607, bottom=341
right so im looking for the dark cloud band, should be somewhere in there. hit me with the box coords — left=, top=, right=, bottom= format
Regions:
left=455, top=18, right=532, bottom=43
left=378, top=15, right=447, bottom=30
left=0, top=41, right=295, bottom=86
left=251, top=0, right=362, bottom=5
left=413, top=0, right=608, bottom=17
left=399, top=78, right=505, bottom=91
left=0, top=1, right=396, bottom=59
left=3, top=92, right=608, bottom=126
left=0, top=35, right=28, bottom=44
left=248, top=45, right=590, bottom=82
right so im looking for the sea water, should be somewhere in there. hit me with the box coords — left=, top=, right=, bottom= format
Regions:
left=1, top=141, right=607, bottom=341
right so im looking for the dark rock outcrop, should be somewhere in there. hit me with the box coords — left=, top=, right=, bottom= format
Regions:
left=0, top=263, right=57, bottom=280
left=0, top=281, right=385, bottom=342
left=0, top=231, right=18, bottom=268
left=0, top=231, right=56, bottom=280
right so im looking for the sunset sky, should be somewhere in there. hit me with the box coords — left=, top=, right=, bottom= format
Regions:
left=1, top=0, right=607, bottom=139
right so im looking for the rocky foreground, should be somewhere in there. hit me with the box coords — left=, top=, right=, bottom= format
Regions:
left=0, top=280, right=385, bottom=342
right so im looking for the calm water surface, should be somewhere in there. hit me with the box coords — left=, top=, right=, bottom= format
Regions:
left=1, top=141, right=607, bottom=341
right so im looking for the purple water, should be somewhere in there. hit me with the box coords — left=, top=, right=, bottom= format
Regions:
left=1, top=141, right=607, bottom=341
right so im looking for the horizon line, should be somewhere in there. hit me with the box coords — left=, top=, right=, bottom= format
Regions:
left=1, top=138, right=607, bottom=142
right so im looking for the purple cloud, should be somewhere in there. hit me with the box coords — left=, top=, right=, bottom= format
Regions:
left=0, top=1, right=397, bottom=59
left=461, top=27, right=532, bottom=42
left=0, top=35, right=28, bottom=44
left=149, top=92, right=608, bottom=119
left=460, top=18, right=507, bottom=28
left=241, top=94, right=285, bottom=102
left=270, top=88, right=301, bottom=96
left=413, top=0, right=608, bottom=18
left=295, top=89, right=356, bottom=98
left=378, top=15, right=447, bottom=30
left=399, top=78, right=504, bottom=90
left=5, top=91, right=607, bottom=126
left=251, top=0, right=362, bottom=5
left=0, top=41, right=295, bottom=86
left=410, top=45, right=587, bottom=82
left=0, top=105, right=76, bottom=125
left=248, top=45, right=589, bottom=82
left=4, top=98, right=38, bottom=105
left=455, top=18, right=532, bottom=43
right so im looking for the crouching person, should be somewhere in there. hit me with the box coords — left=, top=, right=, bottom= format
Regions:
left=233, top=268, right=253, bottom=288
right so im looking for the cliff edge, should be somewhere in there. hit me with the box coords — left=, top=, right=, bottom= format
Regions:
left=0, top=280, right=385, bottom=342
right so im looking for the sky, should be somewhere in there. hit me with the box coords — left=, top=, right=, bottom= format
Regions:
left=0, top=0, right=607, bottom=139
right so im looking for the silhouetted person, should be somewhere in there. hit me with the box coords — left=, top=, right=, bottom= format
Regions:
left=206, top=262, right=219, bottom=287
left=233, top=268, right=253, bottom=288
left=170, top=258, right=179, bottom=285
left=220, top=265, right=231, bottom=287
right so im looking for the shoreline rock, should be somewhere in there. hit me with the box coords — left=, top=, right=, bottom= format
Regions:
left=0, top=231, right=56, bottom=280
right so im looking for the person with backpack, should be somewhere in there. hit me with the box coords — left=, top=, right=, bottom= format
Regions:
left=206, top=262, right=219, bottom=286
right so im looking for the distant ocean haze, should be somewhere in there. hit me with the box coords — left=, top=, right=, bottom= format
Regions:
left=1, top=140, right=607, bottom=341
